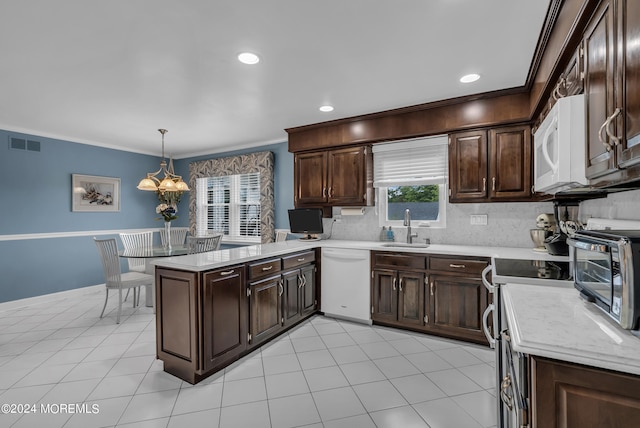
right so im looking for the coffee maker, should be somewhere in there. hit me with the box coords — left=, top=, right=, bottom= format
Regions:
left=544, top=201, right=581, bottom=256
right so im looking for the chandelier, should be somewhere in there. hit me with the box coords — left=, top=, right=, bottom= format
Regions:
left=137, top=129, right=189, bottom=193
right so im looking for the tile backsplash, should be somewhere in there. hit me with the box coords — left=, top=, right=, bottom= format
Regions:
left=323, top=188, right=640, bottom=248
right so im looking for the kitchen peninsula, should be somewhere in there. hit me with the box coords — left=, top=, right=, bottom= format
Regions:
left=151, top=239, right=565, bottom=384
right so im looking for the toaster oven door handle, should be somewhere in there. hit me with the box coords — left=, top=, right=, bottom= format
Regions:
left=566, top=238, right=608, bottom=253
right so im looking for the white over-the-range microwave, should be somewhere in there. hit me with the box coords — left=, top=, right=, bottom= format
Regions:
left=534, top=94, right=588, bottom=194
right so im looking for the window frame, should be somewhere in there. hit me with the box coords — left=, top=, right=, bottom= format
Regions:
left=196, top=172, right=261, bottom=244
left=377, top=183, right=447, bottom=229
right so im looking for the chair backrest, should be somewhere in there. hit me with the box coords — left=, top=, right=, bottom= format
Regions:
left=188, top=234, right=222, bottom=254
left=119, top=231, right=153, bottom=271
left=275, top=230, right=288, bottom=242
left=94, top=237, right=122, bottom=286
left=160, top=226, right=189, bottom=246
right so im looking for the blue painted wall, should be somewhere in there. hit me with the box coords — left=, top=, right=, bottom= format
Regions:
left=0, top=129, right=294, bottom=303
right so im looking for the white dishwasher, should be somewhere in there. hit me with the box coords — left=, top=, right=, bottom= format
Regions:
left=321, top=247, right=371, bottom=324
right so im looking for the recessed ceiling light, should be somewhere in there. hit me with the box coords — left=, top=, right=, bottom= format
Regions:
left=460, top=73, right=480, bottom=83
left=238, top=52, right=260, bottom=65
left=319, top=105, right=334, bottom=112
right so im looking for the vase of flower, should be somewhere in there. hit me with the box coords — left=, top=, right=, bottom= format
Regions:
left=163, top=221, right=172, bottom=251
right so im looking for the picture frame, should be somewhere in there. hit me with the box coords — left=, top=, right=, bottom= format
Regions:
left=72, top=174, right=121, bottom=212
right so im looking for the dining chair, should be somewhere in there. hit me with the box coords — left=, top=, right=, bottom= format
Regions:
left=94, top=237, right=154, bottom=324
left=119, top=231, right=154, bottom=273
left=188, top=234, right=222, bottom=254
left=160, top=226, right=189, bottom=247
left=275, top=230, right=288, bottom=242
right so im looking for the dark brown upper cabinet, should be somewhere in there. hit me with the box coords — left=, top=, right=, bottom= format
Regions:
left=294, top=145, right=373, bottom=210
left=449, top=125, right=532, bottom=203
left=584, top=0, right=640, bottom=185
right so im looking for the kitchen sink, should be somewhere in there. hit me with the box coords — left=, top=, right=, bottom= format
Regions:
left=381, top=242, right=429, bottom=248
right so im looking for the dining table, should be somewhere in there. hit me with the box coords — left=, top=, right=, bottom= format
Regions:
left=119, top=245, right=190, bottom=307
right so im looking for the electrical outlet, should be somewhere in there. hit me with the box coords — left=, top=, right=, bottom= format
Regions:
left=470, top=214, right=488, bottom=225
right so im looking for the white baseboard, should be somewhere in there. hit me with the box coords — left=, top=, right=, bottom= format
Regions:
left=0, top=284, right=104, bottom=312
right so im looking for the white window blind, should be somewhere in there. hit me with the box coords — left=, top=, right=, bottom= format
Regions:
left=196, top=172, right=261, bottom=243
left=373, top=135, right=448, bottom=186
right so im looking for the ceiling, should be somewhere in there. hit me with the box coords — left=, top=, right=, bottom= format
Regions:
left=0, top=0, right=551, bottom=158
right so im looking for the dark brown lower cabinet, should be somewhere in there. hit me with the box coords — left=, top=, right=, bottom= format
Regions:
left=156, top=265, right=247, bottom=384
left=371, top=268, right=426, bottom=327
left=155, top=251, right=319, bottom=385
left=531, top=357, right=640, bottom=428
left=248, top=274, right=282, bottom=346
left=283, top=264, right=317, bottom=327
left=370, top=252, right=490, bottom=345
left=202, top=267, right=247, bottom=372
left=427, top=274, right=489, bottom=344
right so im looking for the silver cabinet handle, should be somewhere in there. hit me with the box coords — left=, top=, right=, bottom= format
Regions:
left=482, top=177, right=486, bottom=192
left=605, top=108, right=622, bottom=147
left=500, top=375, right=514, bottom=411
left=279, top=279, right=283, bottom=296
left=261, top=266, right=273, bottom=271
left=399, top=278, right=403, bottom=292
left=430, top=282, right=434, bottom=296
left=322, top=187, right=327, bottom=197
left=482, top=304, right=496, bottom=348
left=220, top=270, right=235, bottom=276
left=297, top=258, right=305, bottom=262
left=492, top=177, right=496, bottom=191
left=598, top=109, right=621, bottom=152
left=298, top=274, right=303, bottom=288
left=392, top=277, right=397, bottom=291
left=449, top=264, right=466, bottom=269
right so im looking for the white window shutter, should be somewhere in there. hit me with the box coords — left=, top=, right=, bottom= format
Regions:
left=373, top=135, right=448, bottom=187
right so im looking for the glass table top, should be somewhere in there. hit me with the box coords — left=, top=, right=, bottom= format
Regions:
left=119, top=245, right=190, bottom=258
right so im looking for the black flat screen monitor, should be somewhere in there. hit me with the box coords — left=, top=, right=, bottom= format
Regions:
left=288, top=208, right=323, bottom=240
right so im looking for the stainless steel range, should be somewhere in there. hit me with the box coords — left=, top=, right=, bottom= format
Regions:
left=482, top=258, right=573, bottom=428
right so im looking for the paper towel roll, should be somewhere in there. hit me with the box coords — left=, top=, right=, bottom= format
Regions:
left=341, top=207, right=365, bottom=216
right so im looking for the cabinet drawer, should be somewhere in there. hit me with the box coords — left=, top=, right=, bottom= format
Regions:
left=248, top=258, right=282, bottom=280
left=373, top=252, right=426, bottom=270
left=429, top=256, right=489, bottom=276
left=282, top=251, right=315, bottom=270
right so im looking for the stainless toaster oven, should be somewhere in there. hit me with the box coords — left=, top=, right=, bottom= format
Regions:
left=568, top=229, right=640, bottom=330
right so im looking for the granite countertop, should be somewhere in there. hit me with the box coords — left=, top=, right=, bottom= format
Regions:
left=151, top=239, right=566, bottom=272
left=503, top=283, right=640, bottom=376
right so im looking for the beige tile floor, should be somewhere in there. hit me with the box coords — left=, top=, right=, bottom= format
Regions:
left=0, top=288, right=497, bottom=428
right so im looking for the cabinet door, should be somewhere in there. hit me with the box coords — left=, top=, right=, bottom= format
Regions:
left=616, top=0, right=640, bottom=168
left=327, top=146, right=366, bottom=205
left=531, top=357, right=640, bottom=428
left=449, top=130, right=488, bottom=202
left=300, top=264, right=317, bottom=317
left=294, top=151, right=327, bottom=206
left=428, top=274, right=489, bottom=344
left=489, top=125, right=532, bottom=200
left=562, top=45, right=584, bottom=97
left=249, top=274, right=283, bottom=346
left=156, top=269, right=199, bottom=369
left=584, top=0, right=618, bottom=179
left=282, top=270, right=302, bottom=326
left=397, top=271, right=425, bottom=326
left=371, top=269, right=398, bottom=322
left=202, top=266, right=247, bottom=371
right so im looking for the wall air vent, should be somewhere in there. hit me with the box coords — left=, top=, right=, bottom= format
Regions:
left=9, top=137, right=41, bottom=152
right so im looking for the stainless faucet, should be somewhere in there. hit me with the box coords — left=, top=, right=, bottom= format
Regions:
left=404, top=209, right=418, bottom=244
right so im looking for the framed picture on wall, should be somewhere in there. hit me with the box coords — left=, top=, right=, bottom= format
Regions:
left=72, top=174, right=121, bottom=212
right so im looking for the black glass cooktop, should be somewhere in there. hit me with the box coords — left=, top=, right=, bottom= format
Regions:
left=494, top=258, right=572, bottom=281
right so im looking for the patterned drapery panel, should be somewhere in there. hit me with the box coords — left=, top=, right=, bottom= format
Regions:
left=189, top=151, right=275, bottom=244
